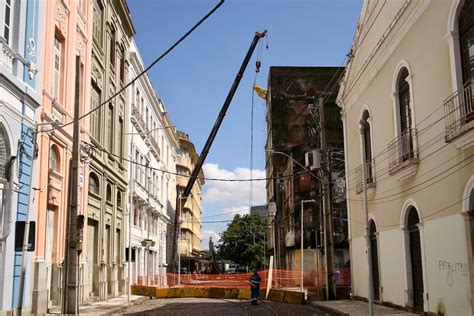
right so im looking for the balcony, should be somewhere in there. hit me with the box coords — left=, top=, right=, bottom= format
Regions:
left=146, top=134, right=161, bottom=161
left=444, top=80, right=474, bottom=149
left=387, top=128, right=419, bottom=180
left=355, top=159, right=376, bottom=195
left=131, top=104, right=149, bottom=137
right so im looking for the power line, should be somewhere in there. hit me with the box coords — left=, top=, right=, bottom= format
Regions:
left=347, top=156, right=472, bottom=205
left=85, top=141, right=308, bottom=182
left=349, top=195, right=471, bottom=229
left=41, top=0, right=225, bottom=134
left=344, top=101, right=461, bottom=180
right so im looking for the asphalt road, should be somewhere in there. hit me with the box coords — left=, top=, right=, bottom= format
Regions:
left=119, top=297, right=330, bottom=316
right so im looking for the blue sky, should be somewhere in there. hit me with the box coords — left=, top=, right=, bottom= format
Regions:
left=127, top=0, right=362, bottom=248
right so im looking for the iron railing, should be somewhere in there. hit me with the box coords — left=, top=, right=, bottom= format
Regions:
left=388, top=128, right=418, bottom=174
left=355, top=159, right=376, bottom=194
left=444, top=80, right=474, bottom=142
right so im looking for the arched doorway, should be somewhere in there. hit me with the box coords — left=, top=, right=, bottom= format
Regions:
left=369, top=219, right=380, bottom=301
left=407, top=207, right=424, bottom=311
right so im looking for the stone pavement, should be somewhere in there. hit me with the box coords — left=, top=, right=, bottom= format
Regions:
left=308, top=300, right=419, bottom=316
left=47, top=294, right=149, bottom=315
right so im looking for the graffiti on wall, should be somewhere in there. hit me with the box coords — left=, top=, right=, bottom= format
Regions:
left=438, top=260, right=468, bottom=286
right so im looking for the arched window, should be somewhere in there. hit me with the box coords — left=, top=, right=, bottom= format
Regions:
left=89, top=173, right=100, bottom=195
left=406, top=206, right=424, bottom=311
left=0, top=125, right=11, bottom=180
left=369, top=219, right=380, bottom=301
left=49, top=145, right=60, bottom=172
left=361, top=110, right=374, bottom=183
left=397, top=67, right=415, bottom=161
left=398, top=68, right=412, bottom=134
left=459, top=0, right=474, bottom=84
left=106, top=184, right=112, bottom=202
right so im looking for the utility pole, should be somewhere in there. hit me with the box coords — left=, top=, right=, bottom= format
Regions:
left=62, top=56, right=82, bottom=314
left=319, top=97, right=336, bottom=300
left=360, top=121, right=375, bottom=316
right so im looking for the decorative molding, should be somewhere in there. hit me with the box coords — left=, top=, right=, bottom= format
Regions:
left=55, top=3, right=68, bottom=37
left=340, top=0, right=431, bottom=113
left=451, top=128, right=474, bottom=150
left=392, top=161, right=418, bottom=182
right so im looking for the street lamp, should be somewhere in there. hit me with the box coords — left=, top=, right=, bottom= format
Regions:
left=17, top=120, right=62, bottom=314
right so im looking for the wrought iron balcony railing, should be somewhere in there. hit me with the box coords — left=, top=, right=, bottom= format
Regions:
left=355, top=159, right=376, bottom=194
left=388, top=128, right=419, bottom=175
left=444, top=80, right=474, bottom=142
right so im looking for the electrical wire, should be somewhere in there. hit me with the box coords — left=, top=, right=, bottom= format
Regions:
left=85, top=140, right=309, bottom=182
left=41, top=0, right=225, bottom=134
left=349, top=195, right=471, bottom=229
left=347, top=155, right=472, bottom=205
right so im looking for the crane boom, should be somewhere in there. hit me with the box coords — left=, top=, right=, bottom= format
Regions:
left=171, top=30, right=267, bottom=271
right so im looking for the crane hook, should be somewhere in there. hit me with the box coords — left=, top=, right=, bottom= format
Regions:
left=256, top=60, right=261, bottom=73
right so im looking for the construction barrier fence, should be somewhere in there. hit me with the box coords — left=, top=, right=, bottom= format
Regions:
left=132, top=268, right=351, bottom=290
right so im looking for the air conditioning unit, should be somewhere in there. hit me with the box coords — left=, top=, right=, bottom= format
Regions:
left=305, top=149, right=321, bottom=170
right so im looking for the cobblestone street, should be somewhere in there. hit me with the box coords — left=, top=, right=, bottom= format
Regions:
left=119, top=298, right=329, bottom=316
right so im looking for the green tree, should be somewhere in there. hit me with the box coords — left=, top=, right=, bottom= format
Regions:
left=217, top=213, right=267, bottom=269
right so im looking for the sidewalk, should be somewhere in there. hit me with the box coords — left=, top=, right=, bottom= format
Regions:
left=47, top=294, right=149, bottom=315
left=308, top=300, right=418, bottom=316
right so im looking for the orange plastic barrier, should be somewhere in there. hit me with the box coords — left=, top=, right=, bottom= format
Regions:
left=132, top=268, right=351, bottom=289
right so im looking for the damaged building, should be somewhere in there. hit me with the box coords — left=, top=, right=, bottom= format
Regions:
left=265, top=67, right=349, bottom=274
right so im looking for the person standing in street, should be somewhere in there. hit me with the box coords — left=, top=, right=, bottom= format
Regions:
left=249, top=269, right=261, bottom=305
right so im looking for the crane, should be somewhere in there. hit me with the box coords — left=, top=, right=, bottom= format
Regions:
left=170, top=30, right=267, bottom=271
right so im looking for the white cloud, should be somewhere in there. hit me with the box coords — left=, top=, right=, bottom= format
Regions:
left=202, top=163, right=266, bottom=206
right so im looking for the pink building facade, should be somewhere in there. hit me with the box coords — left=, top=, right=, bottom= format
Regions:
left=33, top=0, right=92, bottom=312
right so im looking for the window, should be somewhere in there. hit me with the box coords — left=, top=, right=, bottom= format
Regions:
left=398, top=68, right=412, bottom=134
left=459, top=0, right=474, bottom=123
left=117, top=191, right=122, bottom=209
left=459, top=0, right=474, bottom=84
left=361, top=110, right=374, bottom=183
left=118, top=117, right=124, bottom=158
left=119, top=47, right=125, bottom=83
left=90, top=84, right=101, bottom=141
left=109, top=28, right=116, bottom=68
left=92, top=0, right=103, bottom=46
left=0, top=125, right=11, bottom=180
left=52, top=35, right=63, bottom=100
left=3, top=0, right=12, bottom=45
left=135, top=150, right=140, bottom=180
left=107, top=104, right=113, bottom=151
left=106, top=184, right=112, bottom=202
left=89, top=173, right=100, bottom=195
left=135, top=89, right=139, bottom=107
left=146, top=107, right=149, bottom=129
left=49, top=146, right=60, bottom=172
left=397, top=67, right=414, bottom=161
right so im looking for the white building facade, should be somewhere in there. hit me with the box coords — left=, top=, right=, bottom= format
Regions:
left=338, top=0, right=474, bottom=314
left=127, top=39, right=178, bottom=286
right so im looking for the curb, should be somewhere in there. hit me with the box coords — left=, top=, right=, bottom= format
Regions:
left=308, top=302, right=349, bottom=316
left=103, top=296, right=150, bottom=315
left=132, top=286, right=305, bottom=305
